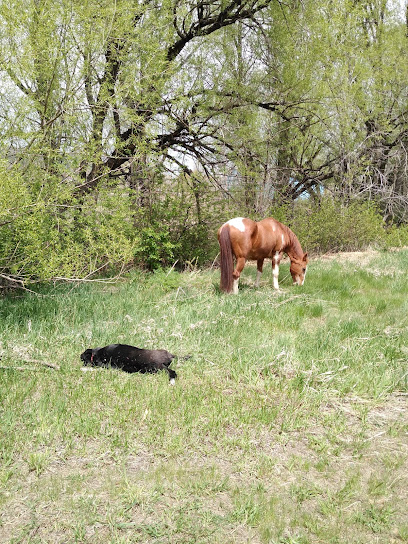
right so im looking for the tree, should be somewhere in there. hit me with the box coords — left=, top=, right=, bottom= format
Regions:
left=1, top=0, right=408, bottom=284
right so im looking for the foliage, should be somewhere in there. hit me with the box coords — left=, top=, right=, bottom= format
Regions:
left=0, top=166, right=136, bottom=281
left=135, top=226, right=179, bottom=271
left=132, top=174, right=227, bottom=269
left=287, top=199, right=387, bottom=254
left=223, top=197, right=408, bottom=255
left=383, top=223, right=408, bottom=248
left=174, top=222, right=218, bottom=267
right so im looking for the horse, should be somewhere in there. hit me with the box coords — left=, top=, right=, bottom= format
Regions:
left=217, top=217, right=308, bottom=294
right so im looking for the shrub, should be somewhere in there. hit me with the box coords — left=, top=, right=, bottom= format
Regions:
left=384, top=223, right=408, bottom=248
left=173, top=222, right=220, bottom=267
left=132, top=174, right=227, bottom=269
left=283, top=198, right=386, bottom=253
left=135, top=226, right=179, bottom=270
left=0, top=167, right=136, bottom=283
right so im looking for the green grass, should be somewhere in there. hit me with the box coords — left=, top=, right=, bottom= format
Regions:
left=1, top=250, right=408, bottom=543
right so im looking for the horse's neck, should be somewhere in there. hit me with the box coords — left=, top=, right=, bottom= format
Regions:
left=285, top=231, right=303, bottom=261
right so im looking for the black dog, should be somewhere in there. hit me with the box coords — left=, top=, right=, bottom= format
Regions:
left=80, top=344, right=177, bottom=383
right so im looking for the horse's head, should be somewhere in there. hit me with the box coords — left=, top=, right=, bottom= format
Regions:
left=290, top=253, right=309, bottom=286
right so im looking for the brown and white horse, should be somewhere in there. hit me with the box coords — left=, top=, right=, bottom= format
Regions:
left=218, top=217, right=308, bottom=294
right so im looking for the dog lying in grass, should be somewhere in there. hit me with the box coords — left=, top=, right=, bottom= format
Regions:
left=80, top=344, right=178, bottom=384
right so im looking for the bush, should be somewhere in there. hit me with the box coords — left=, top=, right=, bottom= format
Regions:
left=132, top=174, right=227, bottom=269
left=270, top=198, right=387, bottom=254
left=135, top=226, right=179, bottom=270
left=383, top=223, right=408, bottom=248
left=0, top=167, right=137, bottom=283
left=173, top=222, right=220, bottom=267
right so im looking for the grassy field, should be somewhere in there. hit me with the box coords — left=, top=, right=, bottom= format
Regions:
left=0, top=249, right=407, bottom=544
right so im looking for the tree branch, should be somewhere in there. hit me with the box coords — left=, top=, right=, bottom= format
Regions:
left=167, top=0, right=272, bottom=61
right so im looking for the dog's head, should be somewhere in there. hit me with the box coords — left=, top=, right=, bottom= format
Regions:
left=80, top=348, right=100, bottom=366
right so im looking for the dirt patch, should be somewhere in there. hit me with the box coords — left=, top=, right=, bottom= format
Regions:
left=318, top=247, right=407, bottom=265
left=318, top=249, right=380, bottom=266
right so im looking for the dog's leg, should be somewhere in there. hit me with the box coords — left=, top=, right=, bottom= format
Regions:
left=167, top=368, right=177, bottom=385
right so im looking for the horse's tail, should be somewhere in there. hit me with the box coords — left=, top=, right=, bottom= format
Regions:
left=218, top=225, right=234, bottom=293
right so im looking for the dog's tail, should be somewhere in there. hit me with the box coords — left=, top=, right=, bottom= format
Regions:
left=165, top=354, right=191, bottom=383
left=166, top=354, right=191, bottom=363
left=178, top=355, right=191, bottom=361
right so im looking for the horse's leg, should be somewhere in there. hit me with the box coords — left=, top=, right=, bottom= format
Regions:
left=255, top=259, right=264, bottom=287
left=232, top=257, right=246, bottom=294
left=272, top=251, right=282, bottom=290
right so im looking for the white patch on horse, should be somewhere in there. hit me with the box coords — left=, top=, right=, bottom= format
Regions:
left=273, top=251, right=280, bottom=290
left=233, top=278, right=239, bottom=294
left=169, top=378, right=176, bottom=386
left=227, top=217, right=246, bottom=232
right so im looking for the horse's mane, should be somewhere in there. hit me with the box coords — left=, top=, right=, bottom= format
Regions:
left=279, top=222, right=303, bottom=258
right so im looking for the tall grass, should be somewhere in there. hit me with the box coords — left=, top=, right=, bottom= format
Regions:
left=1, top=250, right=408, bottom=543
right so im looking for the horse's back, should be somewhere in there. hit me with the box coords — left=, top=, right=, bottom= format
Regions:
left=219, top=216, right=286, bottom=259
left=219, top=217, right=258, bottom=256
left=248, top=217, right=285, bottom=256
left=218, top=217, right=257, bottom=236
left=257, top=217, right=284, bottom=234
